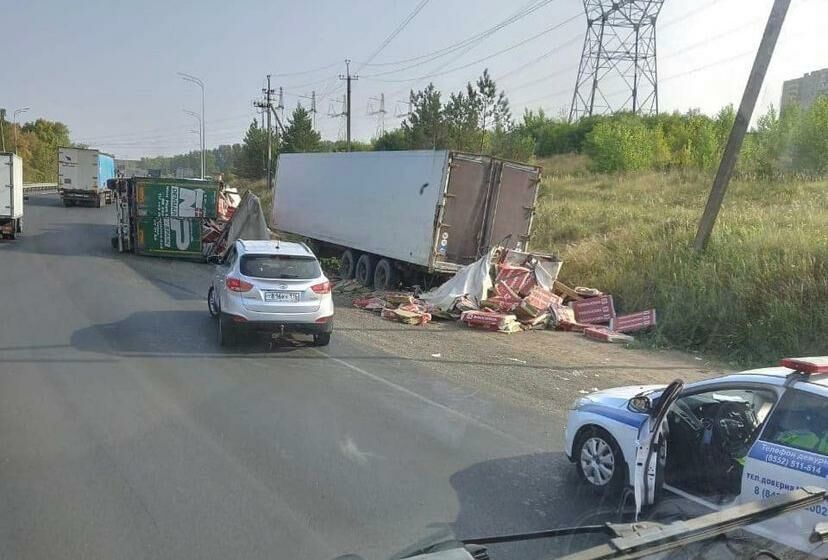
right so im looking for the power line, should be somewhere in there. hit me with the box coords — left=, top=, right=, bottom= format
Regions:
left=355, top=0, right=431, bottom=73
left=268, top=61, right=341, bottom=78
left=364, top=11, right=580, bottom=83
left=360, top=0, right=558, bottom=76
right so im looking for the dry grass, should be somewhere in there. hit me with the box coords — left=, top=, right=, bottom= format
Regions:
left=532, top=163, right=828, bottom=365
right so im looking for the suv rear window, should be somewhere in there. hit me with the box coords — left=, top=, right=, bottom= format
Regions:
left=240, top=254, right=321, bottom=279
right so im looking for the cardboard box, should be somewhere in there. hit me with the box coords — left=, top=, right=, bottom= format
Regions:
left=572, top=295, right=616, bottom=324
left=523, top=286, right=562, bottom=311
left=481, top=297, right=521, bottom=314
left=610, top=309, right=657, bottom=333
left=460, top=311, right=519, bottom=332
left=495, top=265, right=536, bottom=297
left=584, top=326, right=634, bottom=344
left=553, top=280, right=583, bottom=301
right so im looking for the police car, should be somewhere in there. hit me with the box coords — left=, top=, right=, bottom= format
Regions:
left=564, top=356, right=828, bottom=557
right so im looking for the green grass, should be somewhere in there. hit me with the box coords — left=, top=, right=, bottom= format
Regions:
left=532, top=156, right=828, bottom=366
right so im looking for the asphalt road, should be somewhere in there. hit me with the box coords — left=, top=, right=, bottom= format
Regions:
left=0, top=194, right=625, bottom=560
left=0, top=194, right=796, bottom=560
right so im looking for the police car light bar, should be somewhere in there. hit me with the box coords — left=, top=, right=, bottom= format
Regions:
left=780, top=356, right=828, bottom=375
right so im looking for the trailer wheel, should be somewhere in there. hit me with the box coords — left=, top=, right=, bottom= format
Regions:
left=354, top=254, right=377, bottom=287
left=373, top=259, right=399, bottom=292
left=339, top=249, right=357, bottom=280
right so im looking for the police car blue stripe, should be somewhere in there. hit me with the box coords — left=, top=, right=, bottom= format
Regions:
left=748, top=440, right=828, bottom=479
left=579, top=404, right=647, bottom=428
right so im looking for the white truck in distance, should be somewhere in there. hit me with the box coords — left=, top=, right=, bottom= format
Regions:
left=0, top=152, right=24, bottom=239
left=272, top=150, right=542, bottom=290
left=58, top=147, right=115, bottom=207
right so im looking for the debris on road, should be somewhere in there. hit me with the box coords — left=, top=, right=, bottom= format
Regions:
left=341, top=245, right=657, bottom=343
left=610, top=309, right=657, bottom=333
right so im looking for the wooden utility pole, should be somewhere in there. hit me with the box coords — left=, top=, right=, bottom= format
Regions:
left=255, top=75, right=276, bottom=191
left=693, top=0, right=791, bottom=252
left=339, top=59, right=358, bottom=151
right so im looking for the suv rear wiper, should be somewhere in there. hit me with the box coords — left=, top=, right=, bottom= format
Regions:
left=425, top=486, right=826, bottom=560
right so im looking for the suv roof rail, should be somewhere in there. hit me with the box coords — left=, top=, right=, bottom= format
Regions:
left=299, top=242, right=311, bottom=254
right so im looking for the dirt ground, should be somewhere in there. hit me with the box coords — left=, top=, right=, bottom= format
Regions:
left=333, top=293, right=725, bottom=417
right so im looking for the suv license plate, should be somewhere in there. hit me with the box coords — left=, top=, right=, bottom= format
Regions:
left=265, top=291, right=300, bottom=303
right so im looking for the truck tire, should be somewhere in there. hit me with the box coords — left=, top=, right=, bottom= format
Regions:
left=63, top=199, right=73, bottom=207
left=15, top=217, right=22, bottom=234
left=95, top=195, right=102, bottom=208
left=354, top=254, right=377, bottom=287
left=339, top=249, right=357, bottom=280
left=373, top=259, right=399, bottom=292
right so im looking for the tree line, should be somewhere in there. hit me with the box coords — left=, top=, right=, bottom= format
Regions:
left=0, top=117, right=71, bottom=182
left=7, top=68, right=826, bottom=182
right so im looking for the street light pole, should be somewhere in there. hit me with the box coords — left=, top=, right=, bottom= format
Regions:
left=183, top=109, right=202, bottom=177
left=12, top=107, right=30, bottom=154
left=178, top=72, right=205, bottom=179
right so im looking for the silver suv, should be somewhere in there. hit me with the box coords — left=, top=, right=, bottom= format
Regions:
left=207, top=240, right=334, bottom=346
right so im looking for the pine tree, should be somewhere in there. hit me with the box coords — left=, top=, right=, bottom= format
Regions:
left=281, top=105, right=321, bottom=153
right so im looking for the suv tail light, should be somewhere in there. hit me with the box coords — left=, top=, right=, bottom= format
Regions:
left=226, top=277, right=254, bottom=292
left=310, top=281, right=331, bottom=294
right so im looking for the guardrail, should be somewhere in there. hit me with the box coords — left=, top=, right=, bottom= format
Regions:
left=23, top=183, right=58, bottom=192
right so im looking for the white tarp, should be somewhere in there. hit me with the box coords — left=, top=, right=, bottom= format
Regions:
left=420, top=249, right=496, bottom=311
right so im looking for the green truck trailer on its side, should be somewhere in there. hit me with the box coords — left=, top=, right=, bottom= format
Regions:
left=112, top=177, right=220, bottom=259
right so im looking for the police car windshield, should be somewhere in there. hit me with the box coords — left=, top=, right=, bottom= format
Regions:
left=240, top=255, right=321, bottom=280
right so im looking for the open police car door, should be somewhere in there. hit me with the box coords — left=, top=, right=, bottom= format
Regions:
left=739, top=357, right=828, bottom=557
left=632, top=379, right=684, bottom=516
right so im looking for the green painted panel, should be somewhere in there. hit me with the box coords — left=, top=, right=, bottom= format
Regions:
left=135, top=217, right=203, bottom=257
left=134, top=179, right=219, bottom=218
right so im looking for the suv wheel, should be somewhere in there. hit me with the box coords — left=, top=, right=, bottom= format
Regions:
left=207, top=287, right=220, bottom=318
left=218, top=316, right=236, bottom=347
left=575, top=427, right=625, bottom=493
left=313, top=333, right=331, bottom=347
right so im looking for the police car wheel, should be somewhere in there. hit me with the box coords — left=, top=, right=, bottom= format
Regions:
left=575, top=427, right=624, bottom=492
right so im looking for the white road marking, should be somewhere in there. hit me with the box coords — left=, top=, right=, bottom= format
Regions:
left=313, top=349, right=543, bottom=452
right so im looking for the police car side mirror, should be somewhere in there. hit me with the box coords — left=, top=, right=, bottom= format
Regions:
left=629, top=396, right=652, bottom=413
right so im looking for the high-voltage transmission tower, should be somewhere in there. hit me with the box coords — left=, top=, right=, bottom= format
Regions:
left=569, top=0, right=665, bottom=121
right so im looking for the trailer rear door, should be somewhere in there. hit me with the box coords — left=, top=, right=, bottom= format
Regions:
left=483, top=161, right=541, bottom=252
left=59, top=148, right=99, bottom=191
left=434, top=153, right=491, bottom=267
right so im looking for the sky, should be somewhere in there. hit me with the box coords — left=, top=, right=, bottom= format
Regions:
left=3, top=0, right=826, bottom=160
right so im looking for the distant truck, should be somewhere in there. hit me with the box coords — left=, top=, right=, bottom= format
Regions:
left=58, top=147, right=115, bottom=207
left=272, top=150, right=542, bottom=290
left=0, top=153, right=24, bottom=239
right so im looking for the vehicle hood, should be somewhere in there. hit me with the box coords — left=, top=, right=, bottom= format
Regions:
left=578, top=384, right=666, bottom=409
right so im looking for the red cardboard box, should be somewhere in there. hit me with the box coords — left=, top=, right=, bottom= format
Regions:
left=523, top=286, right=562, bottom=312
left=460, top=310, right=517, bottom=331
left=495, top=265, right=536, bottom=297
left=584, top=326, right=634, bottom=344
left=610, top=309, right=657, bottom=333
left=572, top=295, right=616, bottom=324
